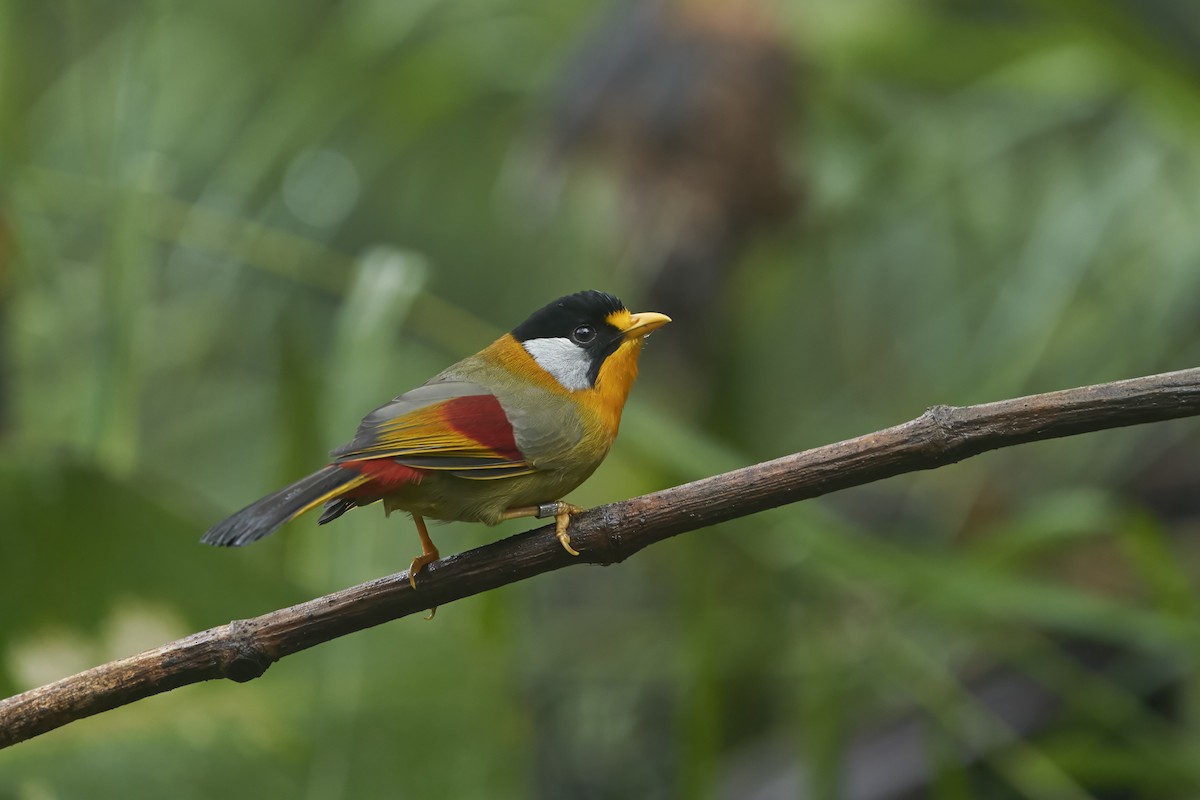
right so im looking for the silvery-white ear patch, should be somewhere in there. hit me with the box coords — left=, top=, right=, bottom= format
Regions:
left=523, top=337, right=592, bottom=391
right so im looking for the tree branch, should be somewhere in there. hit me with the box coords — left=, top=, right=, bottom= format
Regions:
left=3, top=367, right=1200, bottom=748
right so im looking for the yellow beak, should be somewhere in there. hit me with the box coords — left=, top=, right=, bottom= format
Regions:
left=622, top=311, right=672, bottom=339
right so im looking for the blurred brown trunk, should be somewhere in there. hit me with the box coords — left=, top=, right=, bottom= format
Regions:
left=545, top=0, right=800, bottom=415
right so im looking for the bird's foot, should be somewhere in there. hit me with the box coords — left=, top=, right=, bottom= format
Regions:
left=407, top=551, right=439, bottom=590
left=536, top=502, right=583, bottom=556
left=552, top=503, right=583, bottom=556
left=407, top=551, right=439, bottom=620
left=407, top=513, right=440, bottom=618
left=502, top=501, right=584, bottom=556
left=407, top=513, right=441, bottom=588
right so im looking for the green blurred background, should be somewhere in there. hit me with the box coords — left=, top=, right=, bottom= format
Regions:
left=4, top=0, right=1200, bottom=797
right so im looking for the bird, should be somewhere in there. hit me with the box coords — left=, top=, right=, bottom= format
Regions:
left=201, top=290, right=670, bottom=590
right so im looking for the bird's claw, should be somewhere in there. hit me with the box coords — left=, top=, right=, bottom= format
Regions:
left=407, top=552, right=439, bottom=619
left=408, top=552, right=438, bottom=590
left=553, top=503, right=583, bottom=556
left=504, top=502, right=585, bottom=555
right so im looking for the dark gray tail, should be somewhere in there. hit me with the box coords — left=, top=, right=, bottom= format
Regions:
left=201, top=465, right=362, bottom=547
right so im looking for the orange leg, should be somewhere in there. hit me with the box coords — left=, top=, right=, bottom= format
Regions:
left=407, top=513, right=440, bottom=619
left=407, top=513, right=440, bottom=589
left=502, top=502, right=584, bottom=556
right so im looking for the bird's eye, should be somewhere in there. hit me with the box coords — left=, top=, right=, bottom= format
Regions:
left=572, top=324, right=596, bottom=344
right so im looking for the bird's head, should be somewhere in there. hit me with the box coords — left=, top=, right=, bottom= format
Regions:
left=511, top=290, right=671, bottom=396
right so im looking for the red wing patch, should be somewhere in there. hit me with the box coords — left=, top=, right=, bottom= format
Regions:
left=439, top=395, right=523, bottom=462
left=339, top=459, right=424, bottom=490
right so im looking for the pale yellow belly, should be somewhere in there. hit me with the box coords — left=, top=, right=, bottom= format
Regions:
left=377, top=462, right=602, bottom=525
